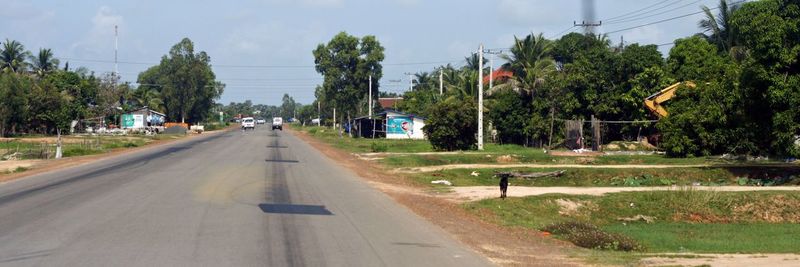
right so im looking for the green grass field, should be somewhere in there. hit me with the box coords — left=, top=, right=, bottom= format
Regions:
left=466, top=190, right=800, bottom=253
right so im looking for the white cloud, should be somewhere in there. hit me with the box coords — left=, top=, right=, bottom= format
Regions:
left=70, top=6, right=124, bottom=59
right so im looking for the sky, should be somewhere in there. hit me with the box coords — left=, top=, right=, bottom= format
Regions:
left=1, top=0, right=726, bottom=106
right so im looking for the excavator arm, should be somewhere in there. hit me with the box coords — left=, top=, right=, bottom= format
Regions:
left=644, top=81, right=696, bottom=118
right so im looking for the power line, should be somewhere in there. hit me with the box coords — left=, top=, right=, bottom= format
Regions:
left=606, top=0, right=687, bottom=22
left=606, top=0, right=703, bottom=25
left=603, top=0, right=747, bottom=35
left=58, top=57, right=459, bottom=69
left=601, top=0, right=669, bottom=21
left=548, top=25, right=577, bottom=39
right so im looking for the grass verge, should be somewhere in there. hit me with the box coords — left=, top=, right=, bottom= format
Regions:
left=465, top=190, right=800, bottom=253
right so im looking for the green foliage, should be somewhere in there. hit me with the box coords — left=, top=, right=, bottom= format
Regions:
left=141, top=38, right=224, bottom=123
left=313, top=32, right=384, bottom=120
left=422, top=99, right=478, bottom=151
left=370, top=142, right=388, bottom=152
left=488, top=89, right=529, bottom=144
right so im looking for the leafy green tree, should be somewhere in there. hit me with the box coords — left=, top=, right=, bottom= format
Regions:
left=281, top=93, right=296, bottom=119
left=667, top=36, right=727, bottom=82
left=0, top=39, right=30, bottom=73
left=731, top=0, right=800, bottom=157
left=0, top=70, right=32, bottom=134
left=422, top=99, right=478, bottom=151
left=313, top=32, right=384, bottom=120
left=488, top=89, right=530, bottom=144
left=140, top=38, right=224, bottom=123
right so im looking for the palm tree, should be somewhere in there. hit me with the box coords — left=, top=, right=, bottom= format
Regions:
left=31, top=48, right=59, bottom=76
left=134, top=87, right=164, bottom=112
left=1, top=39, right=31, bottom=73
left=699, top=0, right=744, bottom=59
left=498, top=33, right=556, bottom=97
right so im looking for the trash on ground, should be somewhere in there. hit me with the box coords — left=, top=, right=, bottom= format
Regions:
left=617, top=215, right=656, bottom=224
left=431, top=180, right=453, bottom=186
left=470, top=171, right=480, bottom=177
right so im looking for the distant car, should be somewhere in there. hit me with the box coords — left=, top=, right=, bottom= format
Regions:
left=272, top=117, right=283, bottom=130
left=256, top=119, right=266, bottom=124
left=241, top=117, right=255, bottom=130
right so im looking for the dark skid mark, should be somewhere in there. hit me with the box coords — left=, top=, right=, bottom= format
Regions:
left=259, top=204, right=333, bottom=215
left=391, top=242, right=442, bottom=248
left=0, top=249, right=52, bottom=263
left=266, top=145, right=289, bottom=148
left=264, top=159, right=299, bottom=163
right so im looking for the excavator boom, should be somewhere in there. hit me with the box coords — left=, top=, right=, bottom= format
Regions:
left=644, top=81, right=696, bottom=118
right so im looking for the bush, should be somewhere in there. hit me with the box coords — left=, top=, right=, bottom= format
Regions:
left=370, top=142, right=388, bottom=152
left=542, top=221, right=642, bottom=251
left=422, top=99, right=478, bottom=151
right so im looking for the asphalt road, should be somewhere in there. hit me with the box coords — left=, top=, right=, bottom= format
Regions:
left=0, top=127, right=490, bottom=266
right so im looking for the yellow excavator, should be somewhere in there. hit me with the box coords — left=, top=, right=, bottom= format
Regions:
left=644, top=81, right=697, bottom=118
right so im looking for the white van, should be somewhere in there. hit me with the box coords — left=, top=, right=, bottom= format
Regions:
left=241, top=117, right=255, bottom=130
left=272, top=117, right=283, bottom=130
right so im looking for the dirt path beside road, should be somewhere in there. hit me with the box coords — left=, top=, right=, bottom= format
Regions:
left=394, top=163, right=710, bottom=173
left=444, top=185, right=800, bottom=203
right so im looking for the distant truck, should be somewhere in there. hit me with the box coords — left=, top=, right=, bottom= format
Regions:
left=272, top=117, right=283, bottom=131
left=241, top=117, right=255, bottom=130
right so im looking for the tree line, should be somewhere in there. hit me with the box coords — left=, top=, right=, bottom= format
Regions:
left=395, top=0, right=799, bottom=158
left=0, top=37, right=224, bottom=136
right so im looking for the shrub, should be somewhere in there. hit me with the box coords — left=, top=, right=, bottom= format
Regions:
left=370, top=142, right=388, bottom=152
left=422, top=99, right=478, bottom=151
left=542, top=221, right=642, bottom=251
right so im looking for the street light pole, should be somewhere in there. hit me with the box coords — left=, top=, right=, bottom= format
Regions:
left=368, top=75, right=373, bottom=118
left=478, top=44, right=484, bottom=150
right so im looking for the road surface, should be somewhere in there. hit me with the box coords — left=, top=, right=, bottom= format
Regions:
left=0, top=127, right=490, bottom=266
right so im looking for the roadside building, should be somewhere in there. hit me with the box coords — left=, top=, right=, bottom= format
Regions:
left=122, top=107, right=166, bottom=129
left=352, top=109, right=426, bottom=140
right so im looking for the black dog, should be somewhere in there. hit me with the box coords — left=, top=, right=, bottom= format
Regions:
left=498, top=174, right=509, bottom=199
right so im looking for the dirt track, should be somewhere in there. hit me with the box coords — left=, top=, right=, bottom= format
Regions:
left=394, top=163, right=710, bottom=173
left=444, top=185, right=800, bottom=203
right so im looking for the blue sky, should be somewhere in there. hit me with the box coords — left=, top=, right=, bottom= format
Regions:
left=1, top=0, right=724, bottom=106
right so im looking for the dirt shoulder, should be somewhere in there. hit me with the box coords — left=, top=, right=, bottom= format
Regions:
left=289, top=128, right=582, bottom=267
left=0, top=129, right=233, bottom=184
left=445, top=185, right=800, bottom=203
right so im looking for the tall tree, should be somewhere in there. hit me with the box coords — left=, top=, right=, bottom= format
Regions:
left=141, top=38, right=224, bottom=123
left=313, top=32, right=384, bottom=120
left=0, top=39, right=30, bottom=73
left=499, top=33, right=556, bottom=97
left=31, top=48, right=59, bottom=76
left=699, top=0, right=744, bottom=59
left=280, top=93, right=296, bottom=119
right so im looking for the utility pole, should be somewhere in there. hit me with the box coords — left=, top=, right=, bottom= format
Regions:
left=317, top=101, right=321, bottom=126
left=477, top=44, right=484, bottom=151
left=573, top=20, right=602, bottom=34
left=577, top=0, right=600, bottom=34
left=439, top=69, right=443, bottom=95
left=368, top=75, right=373, bottom=118
left=114, top=25, right=118, bottom=79
left=333, top=108, right=336, bottom=130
